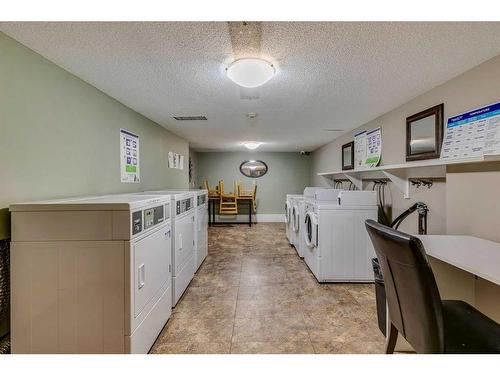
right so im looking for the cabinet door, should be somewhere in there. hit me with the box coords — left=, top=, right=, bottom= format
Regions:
left=199, top=208, right=208, bottom=249
left=11, top=241, right=125, bottom=354
left=133, top=225, right=171, bottom=318
left=174, top=214, right=195, bottom=274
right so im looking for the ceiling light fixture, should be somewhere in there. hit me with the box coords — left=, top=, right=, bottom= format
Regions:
left=242, top=141, right=262, bottom=150
left=226, top=58, right=275, bottom=88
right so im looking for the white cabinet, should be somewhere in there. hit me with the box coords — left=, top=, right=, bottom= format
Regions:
left=11, top=241, right=126, bottom=353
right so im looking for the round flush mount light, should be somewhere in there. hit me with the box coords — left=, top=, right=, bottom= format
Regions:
left=226, top=58, right=275, bottom=88
left=241, top=141, right=263, bottom=150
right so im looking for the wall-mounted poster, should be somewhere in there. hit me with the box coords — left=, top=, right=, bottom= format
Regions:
left=354, top=131, right=367, bottom=169
left=352, top=128, right=381, bottom=169
left=441, top=102, right=500, bottom=160
left=168, top=151, right=185, bottom=169
left=120, top=129, right=140, bottom=183
left=365, top=127, right=382, bottom=168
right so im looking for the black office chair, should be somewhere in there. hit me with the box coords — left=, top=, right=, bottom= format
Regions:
left=365, top=219, right=500, bottom=354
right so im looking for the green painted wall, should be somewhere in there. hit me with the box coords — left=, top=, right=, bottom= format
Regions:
left=196, top=151, right=312, bottom=214
left=0, top=32, right=189, bottom=239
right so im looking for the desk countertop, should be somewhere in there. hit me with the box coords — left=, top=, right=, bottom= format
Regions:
left=416, top=235, right=500, bottom=286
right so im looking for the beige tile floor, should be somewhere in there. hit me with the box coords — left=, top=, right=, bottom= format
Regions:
left=150, top=223, right=385, bottom=354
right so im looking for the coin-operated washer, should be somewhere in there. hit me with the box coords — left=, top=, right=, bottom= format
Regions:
left=10, top=194, right=173, bottom=354
left=304, top=190, right=378, bottom=282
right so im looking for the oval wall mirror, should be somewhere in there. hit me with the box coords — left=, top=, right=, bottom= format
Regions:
left=239, top=160, right=268, bottom=178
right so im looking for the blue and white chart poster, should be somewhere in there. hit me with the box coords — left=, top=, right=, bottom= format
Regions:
left=120, top=129, right=140, bottom=183
left=441, top=102, right=500, bottom=160
left=365, top=127, right=382, bottom=168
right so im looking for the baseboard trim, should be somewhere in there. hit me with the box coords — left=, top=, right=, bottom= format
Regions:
left=213, top=214, right=285, bottom=223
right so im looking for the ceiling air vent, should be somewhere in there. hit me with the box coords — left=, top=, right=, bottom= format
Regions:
left=173, top=115, right=207, bottom=121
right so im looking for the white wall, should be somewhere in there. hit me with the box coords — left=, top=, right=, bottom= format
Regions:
left=311, top=54, right=500, bottom=236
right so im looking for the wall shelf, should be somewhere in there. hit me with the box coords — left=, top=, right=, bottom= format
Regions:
left=318, top=155, right=500, bottom=199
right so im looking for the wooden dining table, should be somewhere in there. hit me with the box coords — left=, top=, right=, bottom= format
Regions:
left=208, top=196, right=253, bottom=227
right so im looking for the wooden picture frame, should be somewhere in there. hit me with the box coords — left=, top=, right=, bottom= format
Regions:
left=342, top=141, right=355, bottom=170
left=406, top=103, right=444, bottom=161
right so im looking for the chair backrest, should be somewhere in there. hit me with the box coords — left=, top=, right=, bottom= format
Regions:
left=218, top=180, right=225, bottom=195
left=204, top=180, right=210, bottom=191
left=236, top=181, right=242, bottom=197
left=364, top=219, right=444, bottom=353
left=252, top=183, right=257, bottom=199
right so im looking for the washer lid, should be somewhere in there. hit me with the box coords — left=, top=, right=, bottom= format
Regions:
left=10, top=194, right=170, bottom=212
left=315, top=189, right=342, bottom=202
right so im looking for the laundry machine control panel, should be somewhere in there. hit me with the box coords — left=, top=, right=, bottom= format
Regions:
left=197, top=194, right=207, bottom=206
left=176, top=197, right=193, bottom=215
left=144, top=204, right=166, bottom=230
left=132, top=210, right=142, bottom=235
left=133, top=202, right=171, bottom=235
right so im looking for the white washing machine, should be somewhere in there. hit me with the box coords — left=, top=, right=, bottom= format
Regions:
left=10, top=194, right=173, bottom=353
left=303, top=190, right=378, bottom=283
left=300, top=187, right=334, bottom=259
left=290, top=195, right=304, bottom=253
left=285, top=194, right=302, bottom=244
left=192, top=189, right=208, bottom=272
left=142, top=190, right=196, bottom=306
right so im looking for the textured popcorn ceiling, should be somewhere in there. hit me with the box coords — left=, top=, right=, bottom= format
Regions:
left=1, top=22, right=500, bottom=152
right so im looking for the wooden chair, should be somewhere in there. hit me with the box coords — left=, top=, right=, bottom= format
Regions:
left=204, top=180, right=219, bottom=198
left=218, top=180, right=238, bottom=215
left=237, top=181, right=257, bottom=213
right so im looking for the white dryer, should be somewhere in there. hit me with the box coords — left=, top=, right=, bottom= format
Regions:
left=285, top=194, right=302, bottom=245
left=300, top=187, right=334, bottom=260
left=289, top=195, right=304, bottom=254
left=192, top=189, right=208, bottom=271
left=303, top=190, right=378, bottom=283
left=142, top=190, right=196, bottom=305
left=10, top=194, right=173, bottom=353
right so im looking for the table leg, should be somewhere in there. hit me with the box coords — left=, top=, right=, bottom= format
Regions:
left=213, top=199, right=216, bottom=224
left=249, top=199, right=252, bottom=227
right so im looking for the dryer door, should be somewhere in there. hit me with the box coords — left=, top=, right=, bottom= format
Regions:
left=133, top=224, right=171, bottom=318
left=292, top=205, right=300, bottom=233
left=304, top=211, right=318, bottom=249
left=174, top=213, right=195, bottom=275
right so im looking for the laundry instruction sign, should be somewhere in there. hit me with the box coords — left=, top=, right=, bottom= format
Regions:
left=354, top=127, right=382, bottom=169
left=120, top=129, right=140, bottom=183
left=441, top=102, right=500, bottom=160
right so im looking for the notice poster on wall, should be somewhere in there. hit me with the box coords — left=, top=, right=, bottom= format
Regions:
left=168, top=151, right=185, bottom=169
left=354, top=131, right=367, bottom=169
left=120, top=129, right=140, bottom=183
left=441, top=102, right=500, bottom=160
left=364, top=127, right=382, bottom=168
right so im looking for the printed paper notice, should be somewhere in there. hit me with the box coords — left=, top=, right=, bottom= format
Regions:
left=354, top=131, right=367, bottom=170
left=365, top=127, right=382, bottom=168
left=120, top=129, right=140, bottom=183
left=441, top=102, right=500, bottom=160
left=168, top=151, right=185, bottom=169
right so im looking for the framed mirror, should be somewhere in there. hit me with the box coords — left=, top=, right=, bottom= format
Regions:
left=406, top=103, right=444, bottom=161
left=342, top=141, right=354, bottom=170
left=239, top=160, right=268, bottom=178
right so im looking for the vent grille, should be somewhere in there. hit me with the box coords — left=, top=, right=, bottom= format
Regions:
left=173, top=116, right=207, bottom=121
